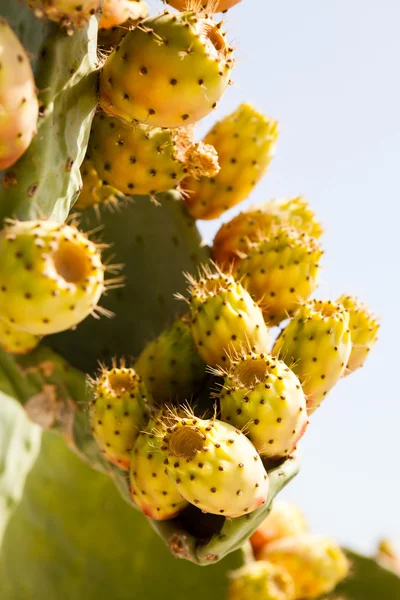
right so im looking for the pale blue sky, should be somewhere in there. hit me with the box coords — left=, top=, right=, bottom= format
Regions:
left=155, top=1, right=400, bottom=553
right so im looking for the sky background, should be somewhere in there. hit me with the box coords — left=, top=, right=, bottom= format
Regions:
left=152, top=0, right=400, bottom=554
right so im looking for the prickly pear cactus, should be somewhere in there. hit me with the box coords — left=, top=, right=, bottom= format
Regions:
left=0, top=1, right=393, bottom=599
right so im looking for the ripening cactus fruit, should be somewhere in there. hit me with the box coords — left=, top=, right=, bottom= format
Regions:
left=166, top=0, right=242, bottom=13
left=183, top=104, right=278, bottom=220
left=89, top=362, right=150, bottom=469
left=337, top=295, right=379, bottom=376
left=99, top=11, right=233, bottom=128
left=74, top=158, right=119, bottom=211
left=0, top=19, right=38, bottom=171
left=260, top=535, right=350, bottom=599
left=134, top=317, right=206, bottom=406
left=218, top=351, right=308, bottom=459
left=228, top=561, right=295, bottom=600
left=161, top=411, right=269, bottom=517
left=272, top=300, right=352, bottom=414
left=88, top=112, right=219, bottom=197
left=212, top=197, right=323, bottom=269
left=0, top=319, right=40, bottom=355
left=28, top=0, right=100, bottom=30
left=99, top=0, right=148, bottom=29
left=130, top=418, right=189, bottom=519
left=251, top=502, right=308, bottom=557
left=234, top=228, right=323, bottom=326
left=183, top=267, right=270, bottom=367
left=0, top=220, right=106, bottom=335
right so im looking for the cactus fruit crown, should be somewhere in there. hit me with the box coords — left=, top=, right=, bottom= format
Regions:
left=29, top=0, right=100, bottom=31
left=99, top=11, right=234, bottom=128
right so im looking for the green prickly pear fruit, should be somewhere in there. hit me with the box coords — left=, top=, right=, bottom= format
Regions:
left=260, top=535, right=350, bottom=599
left=88, top=112, right=219, bottom=197
left=234, top=227, right=323, bottom=326
left=89, top=361, right=150, bottom=470
left=0, top=319, right=40, bottom=355
left=134, top=316, right=206, bottom=406
left=228, top=561, right=295, bottom=600
left=28, top=0, right=100, bottom=30
left=0, top=19, right=38, bottom=171
left=251, top=502, right=308, bottom=557
left=272, top=300, right=352, bottom=414
left=130, top=418, right=189, bottom=519
left=218, top=351, right=308, bottom=459
left=183, top=267, right=270, bottom=368
left=161, top=411, right=269, bottom=517
left=337, top=294, right=379, bottom=376
left=0, top=220, right=108, bottom=335
left=74, top=158, right=119, bottom=211
left=99, top=11, right=234, bottom=128
left=212, top=197, right=323, bottom=269
left=99, top=0, right=148, bottom=29
left=183, top=104, right=278, bottom=220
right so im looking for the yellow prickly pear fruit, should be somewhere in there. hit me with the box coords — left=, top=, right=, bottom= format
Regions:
left=166, top=0, right=242, bottom=13
left=0, top=319, right=40, bottom=355
left=250, top=502, right=308, bottom=557
left=261, top=535, right=350, bottom=599
left=234, top=227, right=323, bottom=326
left=375, top=539, right=400, bottom=575
left=74, top=158, right=119, bottom=211
left=218, top=352, right=308, bottom=459
left=134, top=317, right=205, bottom=406
left=228, top=561, right=295, bottom=600
left=130, top=417, right=188, bottom=520
left=99, top=11, right=233, bottom=128
left=0, top=19, right=38, bottom=170
left=183, top=267, right=270, bottom=367
left=213, top=197, right=323, bottom=269
left=337, top=295, right=379, bottom=376
left=183, top=104, right=278, bottom=220
left=28, top=0, right=100, bottom=30
left=272, top=300, right=352, bottom=414
left=99, top=0, right=148, bottom=29
left=89, top=362, right=150, bottom=470
left=88, top=112, right=219, bottom=197
left=0, top=220, right=107, bottom=336
left=161, top=411, right=269, bottom=517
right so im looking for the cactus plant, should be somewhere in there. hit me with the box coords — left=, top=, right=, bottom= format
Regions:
left=0, top=2, right=390, bottom=599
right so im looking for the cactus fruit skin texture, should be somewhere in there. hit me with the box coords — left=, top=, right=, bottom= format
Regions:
left=251, top=502, right=308, bottom=558
left=273, top=300, right=352, bottom=414
left=228, top=561, right=295, bottom=600
left=162, top=414, right=269, bottom=517
left=213, top=197, right=323, bottom=269
left=88, top=364, right=150, bottom=469
left=0, top=220, right=105, bottom=336
left=186, top=268, right=270, bottom=368
left=261, top=535, right=350, bottom=599
left=88, top=112, right=219, bottom=197
left=75, top=158, right=119, bottom=211
left=234, top=228, right=323, bottom=326
left=219, top=352, right=308, bottom=459
left=0, top=19, right=38, bottom=171
left=0, top=319, right=40, bottom=355
left=99, top=0, right=148, bottom=29
left=28, top=0, right=100, bottom=29
left=337, top=295, right=379, bottom=376
left=166, top=0, right=242, bottom=13
left=99, top=11, right=233, bottom=128
left=134, top=317, right=206, bottom=406
left=183, top=104, right=278, bottom=220
left=130, top=419, right=189, bottom=520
